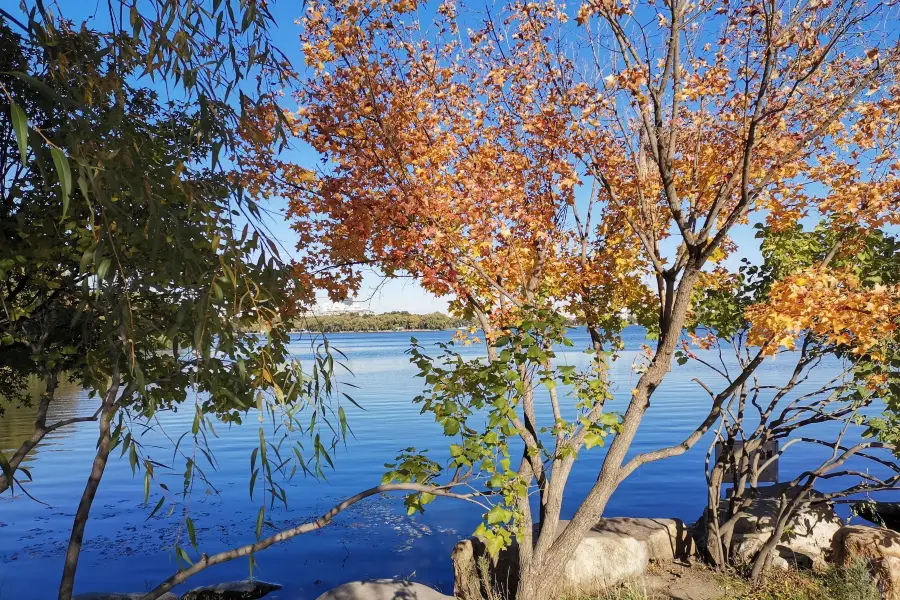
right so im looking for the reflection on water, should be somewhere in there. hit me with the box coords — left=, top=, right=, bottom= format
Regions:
left=1, top=378, right=100, bottom=471
left=0, top=328, right=871, bottom=599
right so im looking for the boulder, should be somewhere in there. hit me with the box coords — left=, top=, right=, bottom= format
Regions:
left=703, top=484, right=842, bottom=570
left=591, top=518, right=695, bottom=562
left=561, top=524, right=648, bottom=590
left=180, top=580, right=282, bottom=600
left=315, top=580, right=454, bottom=600
left=451, top=517, right=693, bottom=599
left=74, top=595, right=178, bottom=600
left=832, top=525, right=900, bottom=600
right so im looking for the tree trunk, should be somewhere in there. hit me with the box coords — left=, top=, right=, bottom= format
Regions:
left=704, top=464, right=725, bottom=567
left=749, top=494, right=803, bottom=582
left=57, top=381, right=119, bottom=600
left=514, top=569, right=543, bottom=600
left=520, top=268, right=703, bottom=596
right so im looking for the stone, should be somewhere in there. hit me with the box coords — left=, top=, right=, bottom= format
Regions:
left=706, top=484, right=843, bottom=570
left=74, top=594, right=178, bottom=600
left=832, top=525, right=900, bottom=600
left=561, top=524, right=648, bottom=590
left=451, top=517, right=694, bottom=599
left=590, top=518, right=695, bottom=562
left=557, top=518, right=694, bottom=592
left=315, top=580, right=455, bottom=600
left=180, top=580, right=282, bottom=600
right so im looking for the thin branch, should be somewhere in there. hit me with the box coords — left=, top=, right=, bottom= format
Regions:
left=140, top=482, right=486, bottom=600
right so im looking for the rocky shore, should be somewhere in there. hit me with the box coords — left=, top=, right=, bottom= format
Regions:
left=76, top=498, right=900, bottom=600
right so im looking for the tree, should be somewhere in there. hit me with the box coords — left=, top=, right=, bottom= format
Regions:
left=248, top=0, right=900, bottom=597
left=0, top=5, right=349, bottom=599
left=688, top=224, right=900, bottom=579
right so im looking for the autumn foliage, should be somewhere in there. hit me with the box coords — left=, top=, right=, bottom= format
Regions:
left=238, top=0, right=900, bottom=596
left=239, top=0, right=900, bottom=350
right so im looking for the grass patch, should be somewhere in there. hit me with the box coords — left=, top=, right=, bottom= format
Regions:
left=817, top=560, right=881, bottom=600
left=564, top=561, right=879, bottom=600
left=730, top=560, right=880, bottom=600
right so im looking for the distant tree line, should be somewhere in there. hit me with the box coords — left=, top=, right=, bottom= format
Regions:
left=292, top=311, right=471, bottom=332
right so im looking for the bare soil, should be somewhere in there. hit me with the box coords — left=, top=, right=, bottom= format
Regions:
left=643, top=562, right=746, bottom=600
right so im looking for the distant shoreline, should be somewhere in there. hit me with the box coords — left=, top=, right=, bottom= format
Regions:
left=288, top=328, right=457, bottom=334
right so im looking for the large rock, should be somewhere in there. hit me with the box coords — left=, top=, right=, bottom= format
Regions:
left=74, top=595, right=178, bottom=600
left=832, top=525, right=900, bottom=600
left=452, top=517, right=693, bottom=599
left=315, top=580, right=454, bottom=600
left=708, top=484, right=842, bottom=570
left=591, top=518, right=695, bottom=562
left=180, top=580, right=282, bottom=600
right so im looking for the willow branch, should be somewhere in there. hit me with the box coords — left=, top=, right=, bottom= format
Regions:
left=140, top=483, right=486, bottom=600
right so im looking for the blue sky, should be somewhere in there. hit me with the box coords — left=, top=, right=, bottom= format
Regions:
left=241, top=2, right=453, bottom=313
left=12, top=0, right=775, bottom=315
left=256, top=1, right=769, bottom=313
left=4, top=0, right=450, bottom=313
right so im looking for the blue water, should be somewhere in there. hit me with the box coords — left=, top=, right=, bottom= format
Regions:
left=0, top=327, right=872, bottom=599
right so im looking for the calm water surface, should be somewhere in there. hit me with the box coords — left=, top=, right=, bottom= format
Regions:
left=0, top=328, right=865, bottom=599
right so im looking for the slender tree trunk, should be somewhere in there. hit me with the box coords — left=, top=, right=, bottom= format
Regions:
left=58, top=378, right=120, bottom=600
left=705, top=464, right=725, bottom=567
left=749, top=493, right=805, bottom=582
left=514, top=570, right=543, bottom=600
left=517, top=268, right=702, bottom=599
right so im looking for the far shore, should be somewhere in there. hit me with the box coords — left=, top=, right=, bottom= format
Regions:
left=287, top=328, right=458, bottom=334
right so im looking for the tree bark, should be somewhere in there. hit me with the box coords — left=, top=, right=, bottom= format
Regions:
left=526, top=268, right=702, bottom=596
left=57, top=377, right=120, bottom=600
left=704, top=462, right=725, bottom=567
left=749, top=495, right=799, bottom=582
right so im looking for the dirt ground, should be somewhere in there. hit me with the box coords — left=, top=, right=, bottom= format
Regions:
left=643, top=562, right=747, bottom=600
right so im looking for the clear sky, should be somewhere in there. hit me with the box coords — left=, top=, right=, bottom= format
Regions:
left=14, top=0, right=452, bottom=314
left=14, top=0, right=774, bottom=315
left=251, top=3, right=453, bottom=314
left=256, top=1, right=770, bottom=314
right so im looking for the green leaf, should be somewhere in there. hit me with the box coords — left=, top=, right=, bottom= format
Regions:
left=338, top=406, right=348, bottom=439
left=147, top=497, right=165, bottom=520
left=584, top=431, right=604, bottom=449
left=255, top=505, right=264, bottom=539
left=50, top=147, right=72, bottom=218
left=129, top=444, right=138, bottom=474
left=186, top=516, right=198, bottom=550
left=7, top=70, right=70, bottom=105
left=443, top=418, right=460, bottom=436
left=10, top=102, right=28, bottom=163
left=249, top=468, right=258, bottom=500
left=176, top=544, right=193, bottom=566
left=96, top=258, right=111, bottom=281
left=487, top=505, right=512, bottom=525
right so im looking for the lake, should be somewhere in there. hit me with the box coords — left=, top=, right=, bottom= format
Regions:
left=0, top=327, right=869, bottom=599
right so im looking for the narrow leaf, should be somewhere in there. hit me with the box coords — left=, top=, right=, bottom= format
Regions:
left=10, top=102, right=27, bottom=163
left=255, top=505, right=264, bottom=539
left=50, top=147, right=72, bottom=218
left=147, top=497, right=165, bottom=520
left=186, top=516, right=198, bottom=550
